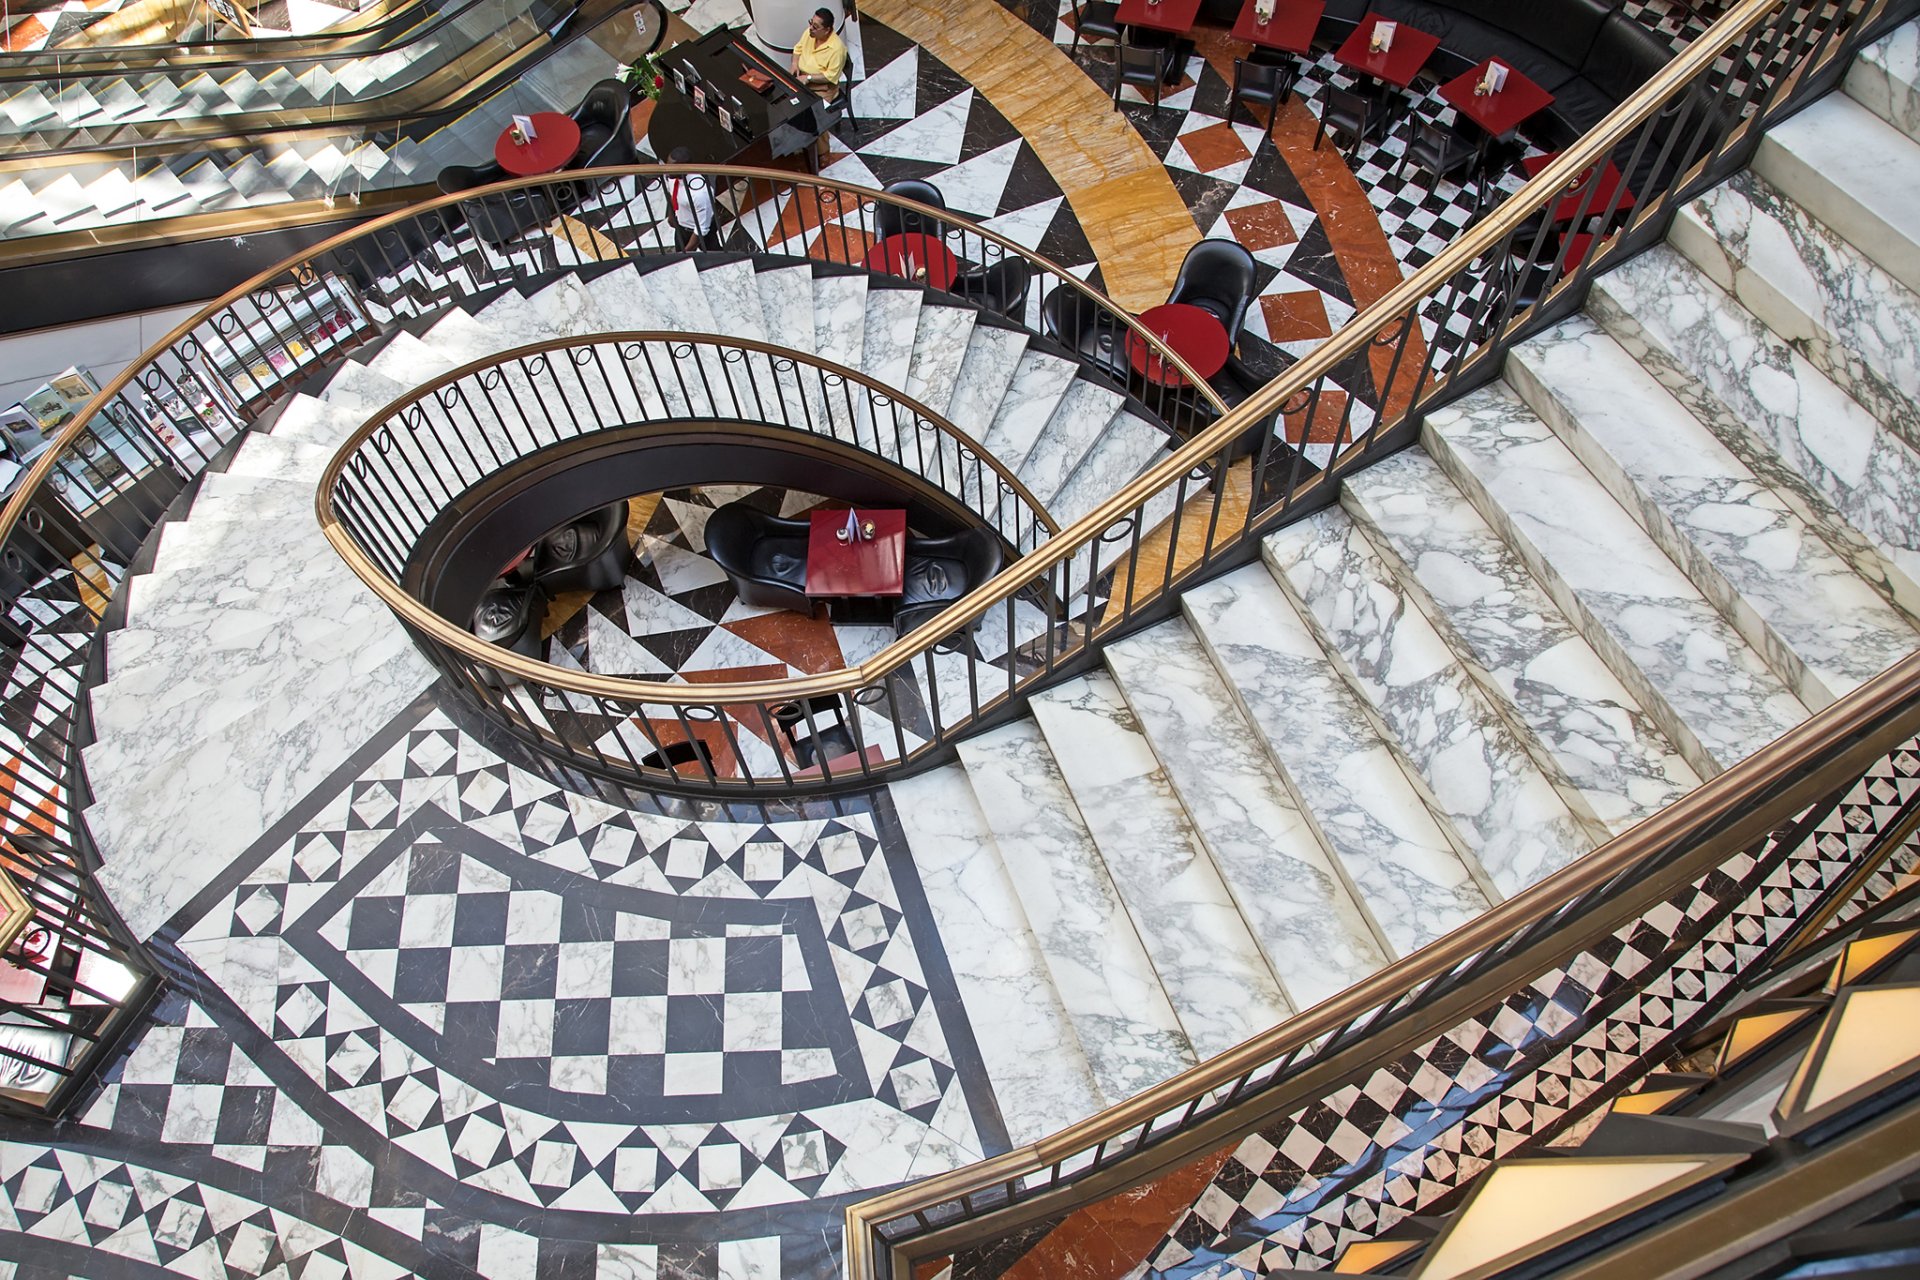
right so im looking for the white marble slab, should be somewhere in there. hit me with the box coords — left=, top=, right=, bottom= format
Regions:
left=1181, top=565, right=1491, bottom=957
left=754, top=265, right=816, bottom=357
left=903, top=301, right=977, bottom=415
left=979, top=349, right=1080, bottom=479
left=1105, top=620, right=1388, bottom=1009
left=1509, top=315, right=1916, bottom=709
left=1030, top=672, right=1293, bottom=1058
left=1422, top=384, right=1809, bottom=774
left=584, top=264, right=657, bottom=332
left=944, top=324, right=1027, bottom=444
left=1342, top=451, right=1701, bottom=834
left=1016, top=379, right=1121, bottom=528
left=1047, top=409, right=1173, bottom=528
left=954, top=719, right=1194, bottom=1102
left=1847, top=19, right=1920, bottom=145
left=632, top=258, right=719, bottom=335
left=1754, top=92, right=1920, bottom=297
left=224, top=432, right=338, bottom=483
left=1592, top=246, right=1920, bottom=618
left=360, top=331, right=458, bottom=388
left=860, top=286, right=921, bottom=392
left=696, top=258, right=770, bottom=344
left=1673, top=170, right=1920, bottom=463
left=1266, top=511, right=1601, bottom=896
left=887, top=765, right=1105, bottom=1135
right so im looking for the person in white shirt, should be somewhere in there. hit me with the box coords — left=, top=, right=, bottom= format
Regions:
left=666, top=147, right=717, bottom=250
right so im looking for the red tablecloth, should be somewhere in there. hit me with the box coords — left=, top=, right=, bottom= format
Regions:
left=494, top=112, right=582, bottom=177
left=1116, top=0, right=1203, bottom=34
left=862, top=233, right=960, bottom=290
left=1128, top=303, right=1230, bottom=386
left=1438, top=60, right=1555, bottom=140
left=1334, top=14, right=1442, bottom=88
left=1522, top=152, right=1637, bottom=222
left=1232, top=0, right=1322, bottom=52
left=806, top=509, right=907, bottom=597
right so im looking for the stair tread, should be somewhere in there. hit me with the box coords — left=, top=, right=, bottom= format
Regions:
left=1674, top=170, right=1920, bottom=462
left=1031, top=672, right=1294, bottom=1058
left=1847, top=19, right=1920, bottom=145
left=1594, top=245, right=1920, bottom=615
left=754, top=265, right=816, bottom=358
left=698, top=258, right=770, bottom=344
left=1756, top=92, right=1920, bottom=296
left=955, top=718, right=1195, bottom=1102
left=887, top=764, right=1105, bottom=1136
left=1424, top=383, right=1809, bottom=774
left=1105, top=620, right=1389, bottom=1008
left=1183, top=564, right=1493, bottom=958
left=902, top=302, right=976, bottom=414
left=1048, top=409, right=1172, bottom=528
left=1017, top=378, right=1124, bottom=518
left=1510, top=314, right=1916, bottom=709
left=1266, top=509, right=1601, bottom=897
left=1342, top=450, right=1701, bottom=836
left=979, top=349, right=1081, bottom=477
left=945, top=325, right=1027, bottom=440
left=861, top=286, right=920, bottom=391
left=809, top=273, right=868, bottom=371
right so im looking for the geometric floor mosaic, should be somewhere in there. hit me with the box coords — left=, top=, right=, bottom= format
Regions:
left=0, top=693, right=1007, bottom=1277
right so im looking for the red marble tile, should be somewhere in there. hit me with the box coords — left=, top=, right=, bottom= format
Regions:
left=678, top=662, right=800, bottom=766
left=1179, top=120, right=1253, bottom=173
left=808, top=223, right=879, bottom=268
left=996, top=1142, right=1237, bottom=1280
left=1260, top=289, right=1332, bottom=343
left=1282, top=387, right=1351, bottom=444
left=1222, top=200, right=1300, bottom=251
left=722, top=610, right=846, bottom=676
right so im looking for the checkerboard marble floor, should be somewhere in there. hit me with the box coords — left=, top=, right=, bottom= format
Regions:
left=0, top=693, right=1014, bottom=1278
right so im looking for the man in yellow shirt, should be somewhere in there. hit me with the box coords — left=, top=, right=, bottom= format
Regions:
left=791, top=8, right=847, bottom=164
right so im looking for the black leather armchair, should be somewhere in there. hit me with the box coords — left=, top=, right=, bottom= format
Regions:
left=471, top=576, right=547, bottom=686
left=533, top=500, right=631, bottom=594
left=1041, top=287, right=1129, bottom=380
left=436, top=160, right=577, bottom=248
left=570, top=79, right=639, bottom=169
left=703, top=502, right=814, bottom=613
left=895, top=528, right=1004, bottom=637
left=1167, top=239, right=1259, bottom=350
left=951, top=259, right=1033, bottom=320
left=877, top=179, right=948, bottom=240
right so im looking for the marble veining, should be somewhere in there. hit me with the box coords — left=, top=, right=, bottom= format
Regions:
left=696, top=259, right=771, bottom=344
left=1265, top=511, right=1601, bottom=897
left=1030, top=674, right=1294, bottom=1058
left=861, top=287, right=922, bottom=394
left=1509, top=315, right=1917, bottom=708
left=1341, top=452, right=1701, bottom=834
left=978, top=349, right=1080, bottom=478
left=754, top=265, right=817, bottom=358
left=1673, top=170, right=1920, bottom=464
left=1016, top=378, right=1121, bottom=522
left=945, top=324, right=1028, bottom=443
left=1754, top=93, right=1920, bottom=298
left=953, top=719, right=1195, bottom=1102
left=1422, top=385, right=1810, bottom=774
left=635, top=259, right=719, bottom=335
left=1182, top=565, right=1492, bottom=958
left=1048, top=410, right=1173, bottom=528
left=1848, top=20, right=1920, bottom=145
left=902, top=300, right=976, bottom=414
left=1592, top=247, right=1920, bottom=616
left=808, top=274, right=869, bottom=371
left=1104, top=621, right=1389, bottom=1008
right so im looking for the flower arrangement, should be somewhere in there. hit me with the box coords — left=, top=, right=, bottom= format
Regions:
left=616, top=52, right=668, bottom=100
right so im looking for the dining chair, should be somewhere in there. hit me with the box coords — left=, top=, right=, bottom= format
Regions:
left=1069, top=0, right=1123, bottom=57
left=1166, top=238, right=1258, bottom=348
left=876, top=178, right=947, bottom=239
left=1314, top=84, right=1388, bottom=153
left=1114, top=40, right=1173, bottom=113
left=1396, top=118, right=1479, bottom=184
left=1229, top=57, right=1290, bottom=133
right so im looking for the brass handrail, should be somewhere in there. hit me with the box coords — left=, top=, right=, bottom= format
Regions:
left=314, top=331, right=1062, bottom=648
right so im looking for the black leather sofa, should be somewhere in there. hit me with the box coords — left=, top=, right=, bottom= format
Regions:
left=1312, top=0, right=1676, bottom=144
left=896, top=529, right=1004, bottom=637
left=704, top=502, right=814, bottom=613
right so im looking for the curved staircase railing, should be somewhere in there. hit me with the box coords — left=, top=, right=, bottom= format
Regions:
left=0, top=0, right=1889, bottom=1112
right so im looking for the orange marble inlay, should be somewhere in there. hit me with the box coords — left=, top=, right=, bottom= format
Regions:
left=1260, top=289, right=1333, bottom=344
left=1179, top=119, right=1256, bottom=173
left=997, top=1140, right=1238, bottom=1280
left=1221, top=199, right=1301, bottom=251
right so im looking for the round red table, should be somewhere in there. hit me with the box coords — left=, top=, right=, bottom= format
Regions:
left=494, top=112, right=582, bottom=177
left=863, top=233, right=960, bottom=290
left=1128, top=302, right=1230, bottom=386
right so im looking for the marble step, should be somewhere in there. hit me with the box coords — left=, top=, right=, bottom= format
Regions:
left=695, top=258, right=770, bottom=344
left=803, top=274, right=868, bottom=372
left=946, top=324, right=1029, bottom=446
left=861, top=285, right=921, bottom=394
left=1103, top=620, right=1389, bottom=1009
left=1047, top=409, right=1175, bottom=532
left=1754, top=92, right=1920, bottom=298
left=977, top=348, right=1081, bottom=479
left=953, top=718, right=1195, bottom=1103
left=886, top=764, right=1104, bottom=1142
left=1671, top=169, right=1920, bottom=463
left=1265, top=510, right=1603, bottom=896
left=1017, top=379, right=1126, bottom=523
left=1847, top=20, right=1920, bottom=146
left=1182, top=564, right=1494, bottom=958
left=631, top=258, right=718, bottom=335
left=753, top=265, right=817, bottom=359
left=1508, top=315, right=1916, bottom=709
left=1591, top=245, right=1920, bottom=619
left=1029, top=673, right=1294, bottom=1057
left=1422, top=383, right=1809, bottom=775
left=902, top=300, right=977, bottom=415
left=1341, top=450, right=1700, bottom=835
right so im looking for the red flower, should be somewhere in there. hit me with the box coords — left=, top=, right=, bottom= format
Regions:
left=654, top=74, right=665, bottom=88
